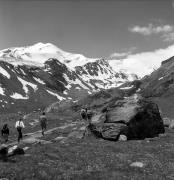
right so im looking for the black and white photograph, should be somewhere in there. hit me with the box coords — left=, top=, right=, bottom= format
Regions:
left=0, top=0, right=174, bottom=179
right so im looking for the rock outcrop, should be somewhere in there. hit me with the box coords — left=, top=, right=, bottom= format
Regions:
left=88, top=94, right=165, bottom=140
left=101, top=123, right=127, bottom=140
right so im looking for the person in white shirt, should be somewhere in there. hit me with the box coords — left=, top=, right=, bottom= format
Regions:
left=15, top=118, right=25, bottom=143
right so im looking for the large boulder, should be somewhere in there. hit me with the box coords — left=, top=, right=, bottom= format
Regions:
left=88, top=94, right=165, bottom=140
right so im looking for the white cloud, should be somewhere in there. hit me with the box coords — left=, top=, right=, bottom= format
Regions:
left=162, top=32, right=174, bottom=42
left=109, top=44, right=174, bottom=77
left=110, top=52, right=131, bottom=58
left=110, top=47, right=136, bottom=58
left=129, top=24, right=174, bottom=36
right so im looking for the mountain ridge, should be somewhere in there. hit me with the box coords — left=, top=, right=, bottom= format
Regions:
left=0, top=43, right=138, bottom=113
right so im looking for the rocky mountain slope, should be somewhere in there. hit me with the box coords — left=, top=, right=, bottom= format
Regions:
left=0, top=43, right=137, bottom=113
left=140, top=55, right=174, bottom=118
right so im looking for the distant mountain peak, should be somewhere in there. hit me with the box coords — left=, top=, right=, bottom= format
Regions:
left=0, top=42, right=98, bottom=69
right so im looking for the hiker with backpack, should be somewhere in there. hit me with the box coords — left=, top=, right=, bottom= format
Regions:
left=80, top=108, right=87, bottom=121
left=1, top=124, right=9, bottom=143
left=15, top=118, right=25, bottom=143
left=39, top=112, right=47, bottom=136
left=80, top=107, right=93, bottom=138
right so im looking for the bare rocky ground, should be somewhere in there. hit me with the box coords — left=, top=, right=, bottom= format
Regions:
left=0, top=108, right=173, bottom=180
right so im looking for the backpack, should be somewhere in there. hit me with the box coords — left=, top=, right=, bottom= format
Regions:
left=40, top=116, right=47, bottom=127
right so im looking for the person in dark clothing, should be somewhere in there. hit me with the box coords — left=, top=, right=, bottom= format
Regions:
left=39, top=112, right=47, bottom=136
left=80, top=108, right=87, bottom=120
left=1, top=124, right=9, bottom=143
left=15, top=118, right=25, bottom=143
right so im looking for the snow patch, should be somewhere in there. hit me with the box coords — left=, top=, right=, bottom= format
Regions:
left=88, top=91, right=92, bottom=94
left=20, top=69, right=26, bottom=75
left=0, top=85, right=5, bottom=96
left=10, top=93, right=28, bottom=99
left=0, top=67, right=10, bottom=79
left=130, top=162, right=144, bottom=168
left=17, top=77, right=38, bottom=94
left=158, top=77, right=164, bottom=80
left=63, top=74, right=89, bottom=90
left=63, top=90, right=68, bottom=95
left=46, top=90, right=65, bottom=100
left=120, top=85, right=133, bottom=90
left=33, top=77, right=45, bottom=84
left=136, top=88, right=141, bottom=92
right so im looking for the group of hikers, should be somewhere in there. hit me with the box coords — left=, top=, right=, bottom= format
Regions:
left=1, top=112, right=47, bottom=144
left=1, top=107, right=92, bottom=144
left=80, top=107, right=93, bottom=136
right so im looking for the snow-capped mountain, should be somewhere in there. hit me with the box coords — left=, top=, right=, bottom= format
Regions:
left=0, top=42, right=98, bottom=68
left=0, top=43, right=137, bottom=112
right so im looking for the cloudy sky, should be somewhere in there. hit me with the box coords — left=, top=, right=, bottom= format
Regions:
left=0, top=0, right=174, bottom=76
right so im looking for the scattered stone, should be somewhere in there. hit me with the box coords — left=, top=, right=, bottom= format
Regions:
left=118, top=134, right=127, bottom=141
left=23, top=147, right=29, bottom=151
left=130, top=162, right=144, bottom=168
left=169, top=120, right=174, bottom=129
left=8, top=145, right=24, bottom=156
left=163, top=117, right=171, bottom=127
left=8, top=145, right=18, bottom=154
